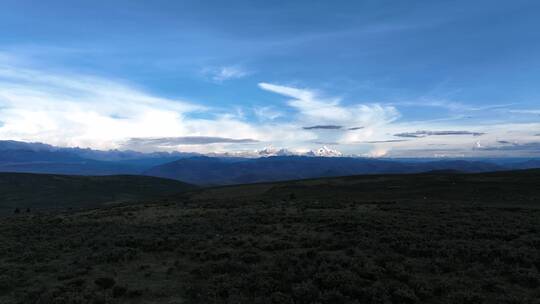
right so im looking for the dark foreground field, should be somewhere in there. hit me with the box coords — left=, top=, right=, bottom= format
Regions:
left=1, top=170, right=540, bottom=303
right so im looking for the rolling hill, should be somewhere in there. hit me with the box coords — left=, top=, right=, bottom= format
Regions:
left=0, top=173, right=195, bottom=215
left=184, top=168, right=540, bottom=208
left=145, top=156, right=504, bottom=185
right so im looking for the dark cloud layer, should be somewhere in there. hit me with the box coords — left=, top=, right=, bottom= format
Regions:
left=303, top=125, right=343, bottom=130
left=348, top=127, right=364, bottom=131
left=125, top=136, right=259, bottom=146
left=313, top=141, right=340, bottom=145
left=394, top=130, right=485, bottom=138
left=364, top=139, right=409, bottom=143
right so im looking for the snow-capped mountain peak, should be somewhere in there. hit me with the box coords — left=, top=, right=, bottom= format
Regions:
left=308, top=146, right=343, bottom=157
left=257, top=146, right=293, bottom=157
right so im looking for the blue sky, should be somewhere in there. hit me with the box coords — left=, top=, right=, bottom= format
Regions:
left=0, top=0, right=539, bottom=157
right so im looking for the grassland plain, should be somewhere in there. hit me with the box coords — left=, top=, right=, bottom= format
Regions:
left=1, top=170, right=540, bottom=303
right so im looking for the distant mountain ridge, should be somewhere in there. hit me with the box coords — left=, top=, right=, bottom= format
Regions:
left=0, top=140, right=197, bottom=175
left=0, top=140, right=198, bottom=161
left=145, top=156, right=504, bottom=185
left=0, top=140, right=539, bottom=185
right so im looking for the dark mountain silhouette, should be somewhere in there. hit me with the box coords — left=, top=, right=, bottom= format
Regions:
left=0, top=140, right=195, bottom=175
left=145, top=156, right=504, bottom=185
left=0, top=140, right=197, bottom=161
left=508, top=159, right=540, bottom=170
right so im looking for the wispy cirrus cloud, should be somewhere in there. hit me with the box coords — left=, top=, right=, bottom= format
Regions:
left=259, top=82, right=399, bottom=127
left=258, top=82, right=399, bottom=146
left=509, top=109, right=540, bottom=115
left=203, top=65, right=250, bottom=82
left=124, top=136, right=258, bottom=150
left=253, top=106, right=284, bottom=121
left=389, top=100, right=515, bottom=112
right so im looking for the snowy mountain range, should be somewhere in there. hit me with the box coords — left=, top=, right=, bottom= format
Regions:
left=208, top=146, right=343, bottom=158
left=1, top=140, right=539, bottom=185
left=0, top=140, right=343, bottom=159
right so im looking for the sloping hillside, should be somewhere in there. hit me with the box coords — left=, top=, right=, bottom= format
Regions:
left=185, top=168, right=540, bottom=208
left=0, top=173, right=195, bottom=215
